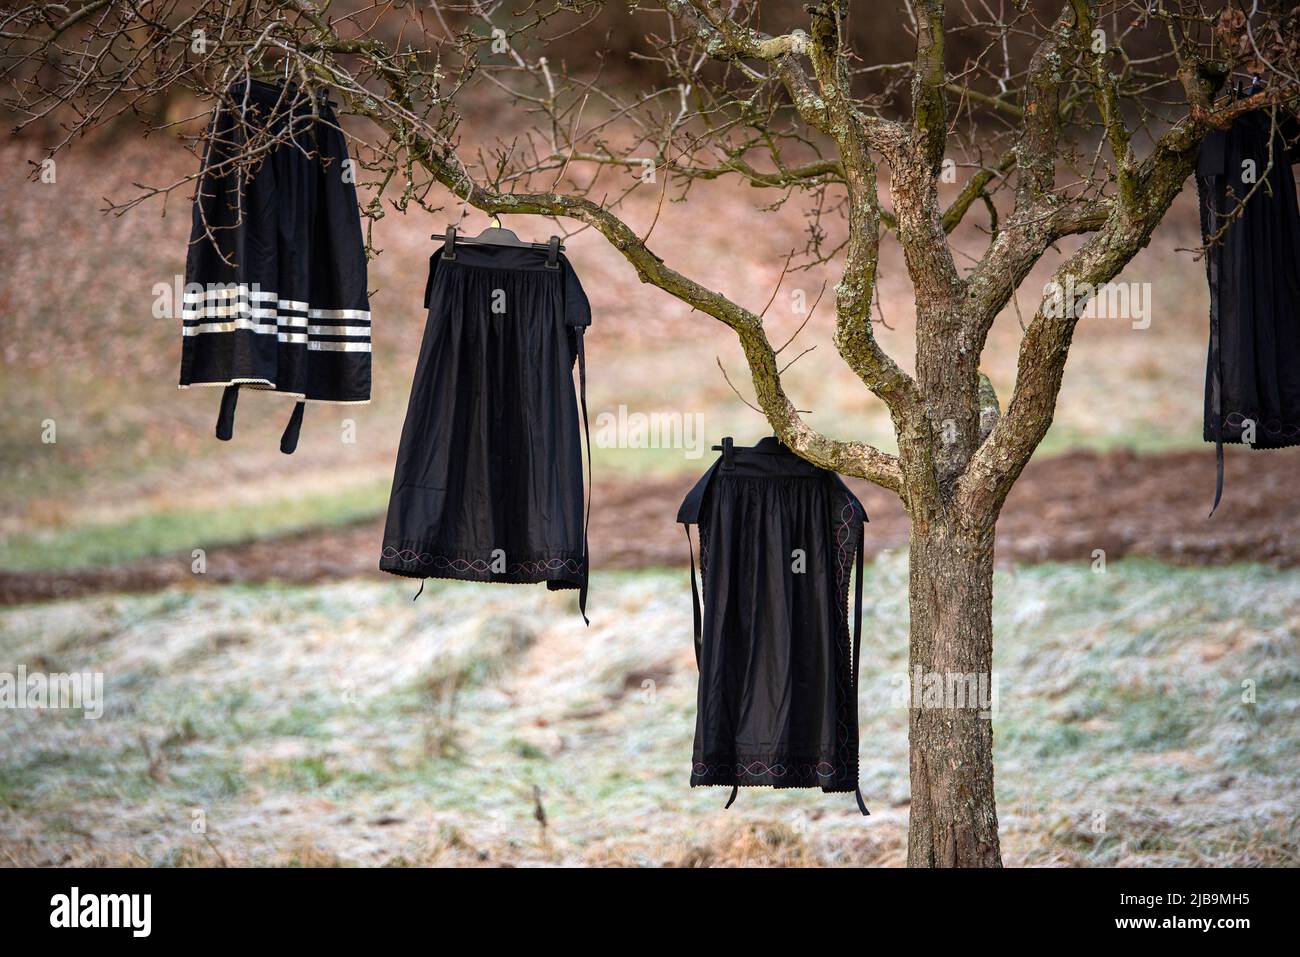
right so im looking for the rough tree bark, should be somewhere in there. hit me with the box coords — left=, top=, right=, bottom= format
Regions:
left=907, top=517, right=998, bottom=867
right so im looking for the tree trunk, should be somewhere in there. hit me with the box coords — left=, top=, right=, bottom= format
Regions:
left=905, top=513, right=1002, bottom=867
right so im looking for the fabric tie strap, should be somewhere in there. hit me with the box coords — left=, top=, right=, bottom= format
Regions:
left=576, top=329, right=592, bottom=625
left=1211, top=434, right=1224, bottom=517
left=855, top=786, right=870, bottom=816
left=215, top=389, right=306, bottom=453
left=853, top=519, right=864, bottom=678
left=684, top=525, right=702, bottom=654
left=280, top=400, right=305, bottom=455
left=724, top=785, right=738, bottom=810
left=215, top=385, right=240, bottom=441
left=852, top=518, right=868, bottom=817
left=1209, top=249, right=1225, bottom=516
left=1202, top=163, right=1225, bottom=517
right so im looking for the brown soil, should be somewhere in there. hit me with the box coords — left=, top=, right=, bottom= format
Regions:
left=1, top=446, right=1293, bottom=607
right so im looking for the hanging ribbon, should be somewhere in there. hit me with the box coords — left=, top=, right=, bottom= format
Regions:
left=280, top=400, right=305, bottom=455
left=576, top=329, right=592, bottom=625
left=852, top=517, right=869, bottom=817
left=215, top=385, right=239, bottom=441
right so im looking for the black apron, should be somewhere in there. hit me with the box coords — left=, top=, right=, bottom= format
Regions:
left=380, top=243, right=592, bottom=619
left=678, top=436, right=869, bottom=814
left=180, top=80, right=371, bottom=453
left=1196, top=108, right=1300, bottom=512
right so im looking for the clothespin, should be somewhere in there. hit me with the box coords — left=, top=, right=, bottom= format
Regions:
left=546, top=235, right=561, bottom=270
left=440, top=224, right=458, bottom=259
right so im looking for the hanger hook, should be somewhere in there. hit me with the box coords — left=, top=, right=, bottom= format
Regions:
left=490, top=213, right=502, bottom=229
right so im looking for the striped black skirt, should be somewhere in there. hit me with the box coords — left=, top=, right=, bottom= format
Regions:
left=179, top=80, right=370, bottom=453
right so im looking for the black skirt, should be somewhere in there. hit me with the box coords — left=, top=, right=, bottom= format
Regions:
left=180, top=80, right=371, bottom=453
left=1197, top=109, right=1300, bottom=508
left=380, top=243, right=591, bottom=614
left=678, top=437, right=868, bottom=812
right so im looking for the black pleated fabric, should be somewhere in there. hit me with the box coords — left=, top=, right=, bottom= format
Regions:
left=380, top=244, right=591, bottom=611
left=678, top=437, right=868, bottom=810
left=1196, top=109, right=1300, bottom=511
left=180, top=80, right=371, bottom=450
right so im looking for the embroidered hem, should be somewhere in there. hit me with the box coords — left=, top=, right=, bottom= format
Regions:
left=691, top=757, right=859, bottom=791
left=1206, top=411, right=1300, bottom=449
left=379, top=543, right=585, bottom=586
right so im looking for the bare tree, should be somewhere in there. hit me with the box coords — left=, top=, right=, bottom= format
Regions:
left=5, top=0, right=1298, bottom=866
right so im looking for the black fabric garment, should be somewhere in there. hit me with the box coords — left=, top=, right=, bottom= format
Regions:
left=678, top=437, right=868, bottom=811
left=1196, top=108, right=1300, bottom=511
left=380, top=243, right=592, bottom=615
left=180, top=79, right=371, bottom=452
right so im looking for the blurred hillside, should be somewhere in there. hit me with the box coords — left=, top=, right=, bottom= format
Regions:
left=0, top=127, right=1218, bottom=546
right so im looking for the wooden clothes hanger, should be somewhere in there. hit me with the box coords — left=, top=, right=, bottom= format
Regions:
left=437, top=215, right=564, bottom=268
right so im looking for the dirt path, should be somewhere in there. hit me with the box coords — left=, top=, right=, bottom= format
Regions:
left=2, top=447, right=1294, bottom=606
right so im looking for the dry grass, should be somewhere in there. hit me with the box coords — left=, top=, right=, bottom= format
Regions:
left=1, top=557, right=1296, bottom=868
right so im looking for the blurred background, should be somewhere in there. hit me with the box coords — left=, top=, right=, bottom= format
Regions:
left=1, top=2, right=1298, bottom=867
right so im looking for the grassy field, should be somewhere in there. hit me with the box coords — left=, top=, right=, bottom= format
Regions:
left=2, top=555, right=1296, bottom=867
left=2, top=122, right=1293, bottom=870
left=0, top=480, right=391, bottom=574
